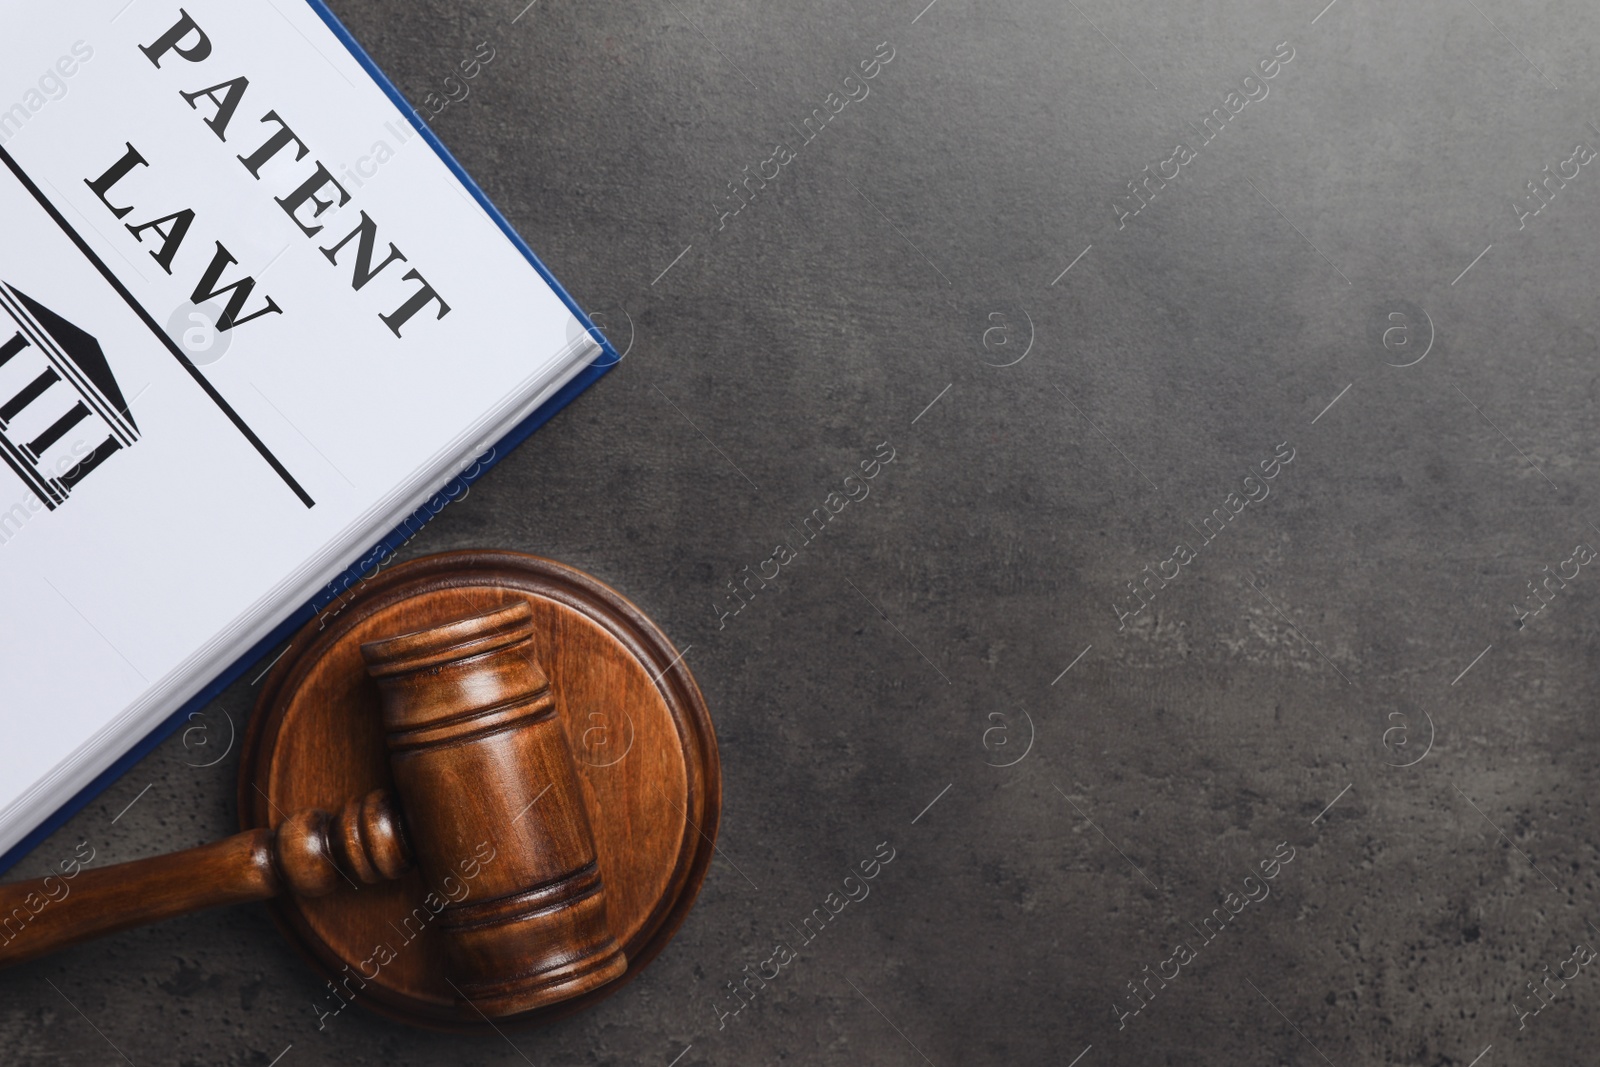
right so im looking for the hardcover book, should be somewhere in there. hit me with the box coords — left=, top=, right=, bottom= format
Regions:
left=0, top=2, right=612, bottom=867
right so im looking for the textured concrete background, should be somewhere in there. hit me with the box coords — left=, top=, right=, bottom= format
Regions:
left=5, top=0, right=1600, bottom=1063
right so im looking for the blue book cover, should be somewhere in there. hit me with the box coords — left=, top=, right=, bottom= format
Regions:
left=0, top=2, right=616, bottom=874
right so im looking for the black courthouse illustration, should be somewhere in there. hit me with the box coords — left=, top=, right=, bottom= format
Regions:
left=0, top=281, right=138, bottom=509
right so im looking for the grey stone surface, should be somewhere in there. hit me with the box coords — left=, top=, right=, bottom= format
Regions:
left=5, top=0, right=1600, bottom=1063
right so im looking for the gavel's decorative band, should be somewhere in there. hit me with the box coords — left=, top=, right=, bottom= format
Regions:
left=362, top=602, right=627, bottom=1016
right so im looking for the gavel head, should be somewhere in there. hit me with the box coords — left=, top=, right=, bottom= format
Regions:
left=359, top=601, right=627, bottom=1016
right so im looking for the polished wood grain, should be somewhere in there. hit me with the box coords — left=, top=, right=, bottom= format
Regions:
left=0, top=550, right=719, bottom=1032
left=0, top=789, right=409, bottom=968
left=244, top=550, right=719, bottom=1030
left=361, top=601, right=627, bottom=1014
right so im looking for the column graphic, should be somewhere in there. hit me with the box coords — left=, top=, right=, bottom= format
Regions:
left=0, top=281, right=138, bottom=510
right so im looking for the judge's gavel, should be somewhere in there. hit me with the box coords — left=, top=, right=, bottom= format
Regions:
left=0, top=602, right=628, bottom=1016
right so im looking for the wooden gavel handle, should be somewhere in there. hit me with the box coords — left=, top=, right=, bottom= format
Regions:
left=0, top=790, right=410, bottom=969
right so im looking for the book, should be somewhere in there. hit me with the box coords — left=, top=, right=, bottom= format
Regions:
left=0, top=2, right=614, bottom=870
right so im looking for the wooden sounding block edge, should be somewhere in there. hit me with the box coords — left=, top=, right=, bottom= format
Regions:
left=244, top=550, right=720, bottom=1029
left=0, top=550, right=719, bottom=1033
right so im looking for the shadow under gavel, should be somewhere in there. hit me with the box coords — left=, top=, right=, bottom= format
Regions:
left=0, top=602, right=627, bottom=1017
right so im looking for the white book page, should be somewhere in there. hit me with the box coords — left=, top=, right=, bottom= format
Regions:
left=0, top=2, right=596, bottom=852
